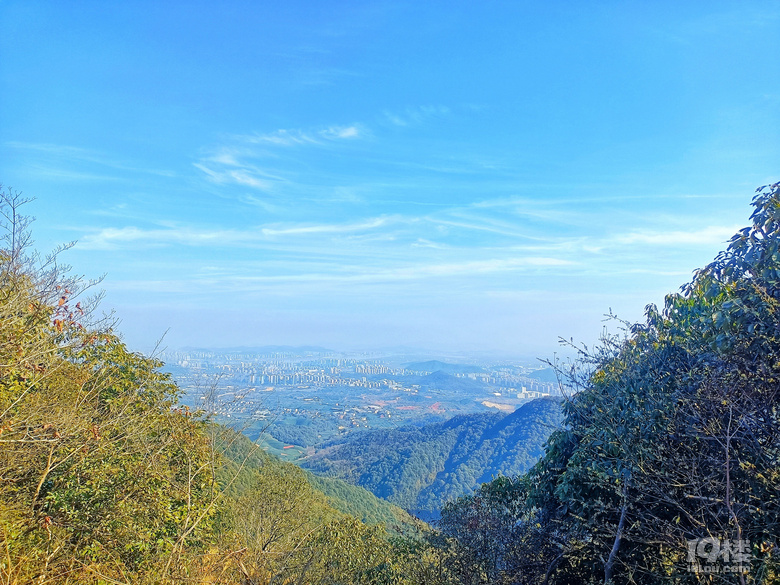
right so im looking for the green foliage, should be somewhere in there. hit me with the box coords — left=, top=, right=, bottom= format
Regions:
left=437, top=476, right=528, bottom=585
left=0, top=189, right=217, bottom=582
left=431, top=183, right=780, bottom=584
left=205, top=440, right=449, bottom=585
left=303, top=397, right=563, bottom=517
left=214, top=424, right=422, bottom=532
left=0, top=188, right=449, bottom=585
left=436, top=183, right=780, bottom=585
left=308, top=474, right=423, bottom=532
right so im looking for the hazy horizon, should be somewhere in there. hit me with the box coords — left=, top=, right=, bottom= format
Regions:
left=1, top=2, right=778, bottom=356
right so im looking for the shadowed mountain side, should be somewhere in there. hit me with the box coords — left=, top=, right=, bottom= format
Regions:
left=301, top=397, right=564, bottom=519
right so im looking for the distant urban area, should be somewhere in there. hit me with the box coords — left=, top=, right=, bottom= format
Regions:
left=163, top=347, right=561, bottom=459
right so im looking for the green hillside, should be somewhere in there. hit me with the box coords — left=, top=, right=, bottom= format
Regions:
left=302, top=397, right=563, bottom=517
left=307, top=474, right=424, bottom=532
left=216, top=425, right=423, bottom=531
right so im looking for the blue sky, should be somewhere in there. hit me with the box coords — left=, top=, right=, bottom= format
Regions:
left=1, top=1, right=778, bottom=357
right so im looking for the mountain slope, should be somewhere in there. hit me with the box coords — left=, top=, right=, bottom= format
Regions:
left=216, top=425, right=421, bottom=531
left=301, top=397, right=563, bottom=518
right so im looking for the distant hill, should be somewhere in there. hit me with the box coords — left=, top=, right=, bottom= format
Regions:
left=526, top=367, right=559, bottom=384
left=301, top=397, right=563, bottom=519
left=400, top=370, right=488, bottom=393
left=404, top=360, right=486, bottom=374
left=345, top=369, right=488, bottom=395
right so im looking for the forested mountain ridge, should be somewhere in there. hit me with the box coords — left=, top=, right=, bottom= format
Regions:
left=302, top=397, right=563, bottom=517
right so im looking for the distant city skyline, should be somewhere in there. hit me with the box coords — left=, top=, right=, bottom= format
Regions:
left=1, top=1, right=778, bottom=358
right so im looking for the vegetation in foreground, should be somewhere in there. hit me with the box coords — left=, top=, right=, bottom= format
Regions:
left=1, top=182, right=779, bottom=584
left=436, top=183, right=780, bottom=584
left=0, top=188, right=447, bottom=584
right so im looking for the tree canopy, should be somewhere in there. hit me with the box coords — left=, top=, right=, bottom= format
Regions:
left=0, top=187, right=448, bottom=584
left=437, top=183, right=780, bottom=584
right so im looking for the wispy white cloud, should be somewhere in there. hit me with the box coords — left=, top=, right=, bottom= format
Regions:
left=194, top=123, right=364, bottom=192
left=426, top=216, right=551, bottom=239
left=239, top=124, right=362, bottom=146
left=382, top=105, right=450, bottom=127
left=237, top=194, right=286, bottom=213
left=21, top=165, right=125, bottom=183
left=108, top=255, right=577, bottom=297
left=261, top=216, right=396, bottom=237
left=193, top=162, right=282, bottom=191
left=411, top=239, right=449, bottom=249
left=611, top=225, right=740, bottom=246
left=79, top=226, right=241, bottom=250
left=320, top=125, right=361, bottom=139
left=77, top=216, right=400, bottom=250
left=240, top=256, right=574, bottom=283
left=383, top=111, right=408, bottom=127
